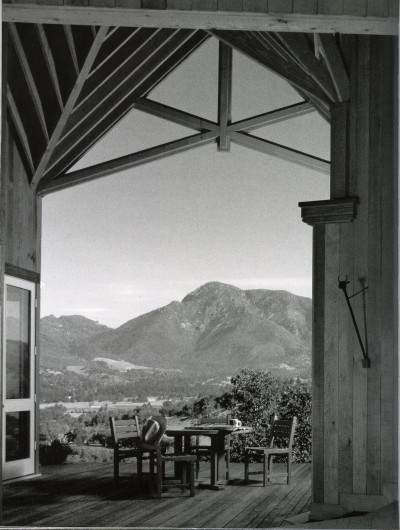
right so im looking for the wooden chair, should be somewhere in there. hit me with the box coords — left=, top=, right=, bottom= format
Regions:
left=138, top=416, right=196, bottom=498
left=190, top=414, right=232, bottom=480
left=110, top=415, right=195, bottom=497
left=109, top=416, right=144, bottom=486
left=155, top=448, right=196, bottom=498
left=244, top=416, right=297, bottom=486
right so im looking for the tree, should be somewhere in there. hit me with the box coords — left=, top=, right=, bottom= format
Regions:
left=230, top=369, right=281, bottom=429
left=278, top=382, right=312, bottom=462
left=192, top=396, right=213, bottom=418
left=40, top=405, right=77, bottom=442
left=213, top=369, right=282, bottom=461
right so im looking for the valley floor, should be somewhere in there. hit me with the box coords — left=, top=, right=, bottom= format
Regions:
left=2, top=461, right=311, bottom=528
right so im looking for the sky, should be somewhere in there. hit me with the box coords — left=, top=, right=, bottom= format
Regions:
left=40, top=37, right=330, bottom=329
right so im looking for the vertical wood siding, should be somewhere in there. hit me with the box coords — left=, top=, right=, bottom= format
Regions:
left=312, top=224, right=326, bottom=504
left=323, top=223, right=340, bottom=504
left=343, top=0, right=367, bottom=16
left=5, top=131, right=41, bottom=274
left=314, top=34, right=397, bottom=508
left=337, top=221, right=354, bottom=494
left=349, top=36, right=369, bottom=497
left=377, top=35, right=397, bottom=495
left=367, top=0, right=389, bottom=17
left=366, top=34, right=383, bottom=496
left=293, top=0, right=318, bottom=13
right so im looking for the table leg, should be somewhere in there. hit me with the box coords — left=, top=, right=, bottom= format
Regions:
left=214, top=434, right=226, bottom=487
left=199, top=434, right=226, bottom=490
left=173, top=435, right=183, bottom=479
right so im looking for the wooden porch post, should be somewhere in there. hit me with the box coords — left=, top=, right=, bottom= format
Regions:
left=299, top=34, right=398, bottom=520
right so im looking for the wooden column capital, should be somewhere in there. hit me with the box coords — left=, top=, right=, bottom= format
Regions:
left=298, top=197, right=359, bottom=226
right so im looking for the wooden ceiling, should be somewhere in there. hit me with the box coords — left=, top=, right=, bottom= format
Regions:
left=2, top=15, right=387, bottom=195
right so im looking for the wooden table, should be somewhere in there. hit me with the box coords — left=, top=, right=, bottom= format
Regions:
left=166, top=425, right=252, bottom=490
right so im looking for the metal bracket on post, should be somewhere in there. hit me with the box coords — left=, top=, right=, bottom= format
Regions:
left=338, top=276, right=370, bottom=368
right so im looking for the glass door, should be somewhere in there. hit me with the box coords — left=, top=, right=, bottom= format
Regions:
left=3, top=275, right=36, bottom=480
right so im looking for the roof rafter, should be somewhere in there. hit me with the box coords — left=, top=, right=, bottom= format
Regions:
left=38, top=131, right=219, bottom=196
left=87, top=27, right=142, bottom=80
left=316, top=34, right=350, bottom=102
left=64, top=25, right=80, bottom=76
left=76, top=28, right=160, bottom=111
left=31, top=25, right=109, bottom=191
left=36, top=24, right=64, bottom=111
left=36, top=30, right=210, bottom=190
left=9, top=23, right=49, bottom=143
left=62, top=29, right=180, bottom=140
left=7, top=86, right=35, bottom=176
left=211, top=30, right=331, bottom=107
left=294, top=87, right=331, bottom=123
left=251, top=32, right=301, bottom=67
left=275, top=32, right=338, bottom=102
left=247, top=31, right=332, bottom=122
left=46, top=29, right=198, bottom=173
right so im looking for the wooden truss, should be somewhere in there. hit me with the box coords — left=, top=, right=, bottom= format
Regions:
left=5, top=22, right=355, bottom=196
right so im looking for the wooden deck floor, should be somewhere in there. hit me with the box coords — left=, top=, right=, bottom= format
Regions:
left=2, top=460, right=311, bottom=528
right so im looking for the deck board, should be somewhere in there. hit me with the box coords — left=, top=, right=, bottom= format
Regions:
left=3, top=461, right=311, bottom=527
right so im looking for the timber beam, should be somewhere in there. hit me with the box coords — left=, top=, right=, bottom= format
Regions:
left=217, top=41, right=232, bottom=151
left=227, top=102, right=315, bottom=132
left=2, top=5, right=398, bottom=35
left=133, top=99, right=219, bottom=132
left=230, top=131, right=330, bottom=174
left=38, top=131, right=219, bottom=195
left=38, top=97, right=329, bottom=195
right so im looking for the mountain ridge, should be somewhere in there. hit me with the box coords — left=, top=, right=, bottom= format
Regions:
left=40, top=282, right=311, bottom=378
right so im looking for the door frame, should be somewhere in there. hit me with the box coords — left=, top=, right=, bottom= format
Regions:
left=2, top=275, right=37, bottom=481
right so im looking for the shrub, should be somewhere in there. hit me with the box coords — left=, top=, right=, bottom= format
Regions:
left=191, top=369, right=312, bottom=464
left=68, top=445, right=113, bottom=463
left=39, top=439, right=72, bottom=465
left=225, top=369, right=282, bottom=462
left=278, top=382, right=312, bottom=463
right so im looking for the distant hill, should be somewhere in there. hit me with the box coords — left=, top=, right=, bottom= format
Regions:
left=40, top=314, right=110, bottom=368
left=41, top=282, right=312, bottom=378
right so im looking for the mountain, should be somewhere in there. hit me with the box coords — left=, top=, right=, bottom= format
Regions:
left=43, top=282, right=311, bottom=378
left=40, top=314, right=110, bottom=368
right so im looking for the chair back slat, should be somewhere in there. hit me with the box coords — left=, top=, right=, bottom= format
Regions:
left=110, top=416, right=140, bottom=445
left=270, top=417, right=297, bottom=449
left=116, top=431, right=140, bottom=440
left=114, top=419, right=140, bottom=427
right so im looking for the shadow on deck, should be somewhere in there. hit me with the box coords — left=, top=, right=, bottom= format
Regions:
left=2, top=461, right=311, bottom=528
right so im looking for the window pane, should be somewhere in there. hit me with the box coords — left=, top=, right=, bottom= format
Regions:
left=6, top=285, right=31, bottom=399
left=6, top=412, right=30, bottom=461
